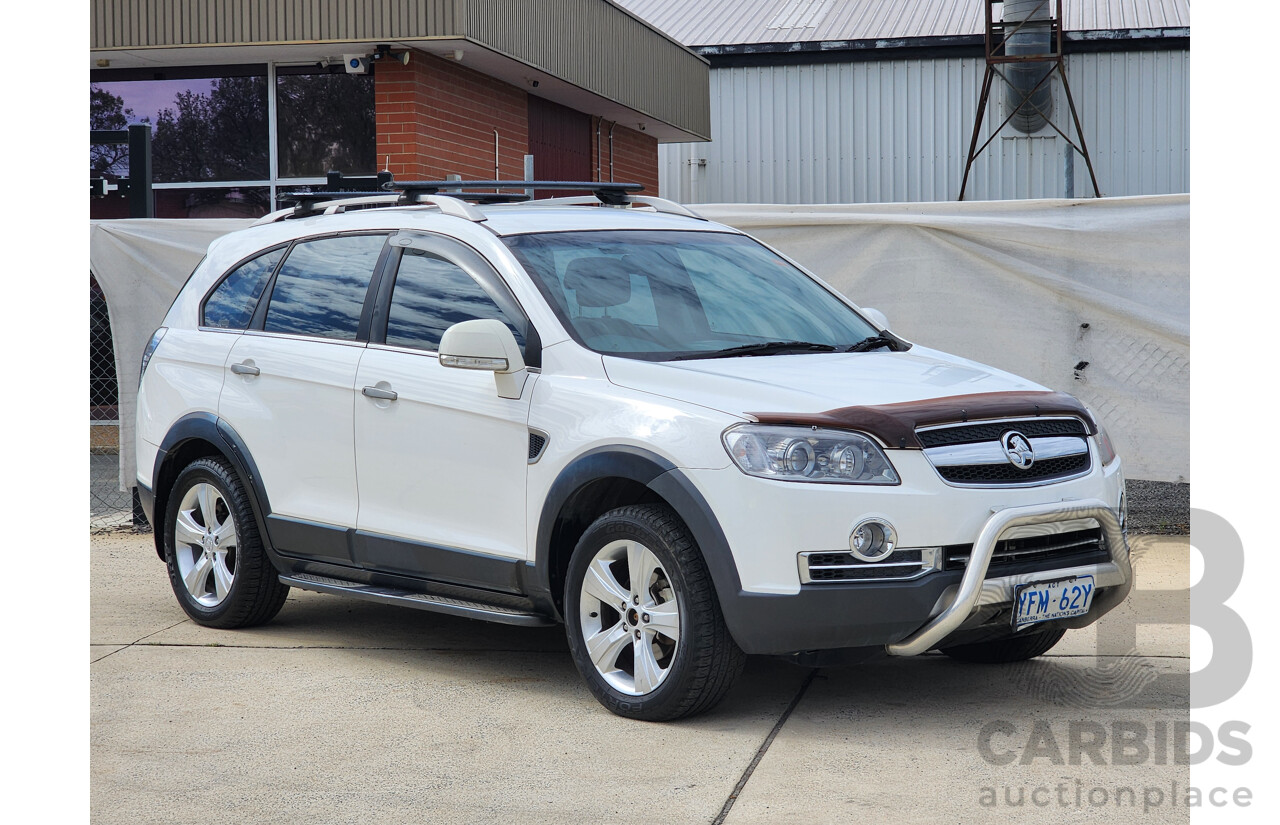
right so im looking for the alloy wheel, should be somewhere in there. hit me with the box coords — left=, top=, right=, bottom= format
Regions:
left=173, top=482, right=238, bottom=607
left=577, top=539, right=681, bottom=695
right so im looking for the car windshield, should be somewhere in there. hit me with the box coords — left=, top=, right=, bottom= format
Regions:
left=503, top=230, right=880, bottom=361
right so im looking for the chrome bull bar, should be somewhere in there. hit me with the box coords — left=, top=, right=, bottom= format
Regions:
left=885, top=499, right=1131, bottom=657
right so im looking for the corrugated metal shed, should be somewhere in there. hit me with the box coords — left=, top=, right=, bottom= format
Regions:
left=658, top=49, right=1189, bottom=203
left=615, top=0, right=1190, bottom=46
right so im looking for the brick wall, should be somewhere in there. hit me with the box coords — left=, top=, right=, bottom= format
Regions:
left=375, top=50, right=529, bottom=181
left=589, top=117, right=660, bottom=196
left=375, top=49, right=659, bottom=195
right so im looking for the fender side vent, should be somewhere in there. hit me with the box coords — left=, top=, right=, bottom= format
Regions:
left=528, top=431, right=548, bottom=463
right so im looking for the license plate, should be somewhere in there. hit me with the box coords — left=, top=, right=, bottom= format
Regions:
left=1012, top=575, right=1095, bottom=630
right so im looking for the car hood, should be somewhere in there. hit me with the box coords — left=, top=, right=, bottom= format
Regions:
left=601, top=346, right=1047, bottom=418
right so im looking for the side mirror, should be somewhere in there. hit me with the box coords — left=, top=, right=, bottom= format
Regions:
left=438, top=319, right=527, bottom=399
left=860, top=306, right=890, bottom=332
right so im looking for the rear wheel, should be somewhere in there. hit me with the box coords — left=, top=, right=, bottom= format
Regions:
left=940, top=626, right=1066, bottom=663
left=565, top=504, right=745, bottom=721
left=163, top=456, right=288, bottom=628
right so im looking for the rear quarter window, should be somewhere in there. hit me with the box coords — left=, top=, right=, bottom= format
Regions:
left=201, top=247, right=284, bottom=330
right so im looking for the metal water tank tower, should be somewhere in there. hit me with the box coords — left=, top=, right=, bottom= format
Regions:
left=959, top=0, right=1100, bottom=200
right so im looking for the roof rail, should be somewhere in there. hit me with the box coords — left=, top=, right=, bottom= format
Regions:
left=254, top=189, right=488, bottom=225
left=523, top=194, right=705, bottom=220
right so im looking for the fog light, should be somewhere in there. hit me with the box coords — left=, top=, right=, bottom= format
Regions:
left=849, top=518, right=897, bottom=562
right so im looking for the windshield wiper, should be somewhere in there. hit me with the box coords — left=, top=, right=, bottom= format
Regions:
left=844, top=335, right=898, bottom=353
left=670, top=341, right=839, bottom=360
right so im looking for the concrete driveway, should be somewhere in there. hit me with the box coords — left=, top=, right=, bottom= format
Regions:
left=92, top=531, right=1189, bottom=824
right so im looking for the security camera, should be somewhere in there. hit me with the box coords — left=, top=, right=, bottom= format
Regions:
left=343, top=54, right=369, bottom=74
left=371, top=45, right=411, bottom=66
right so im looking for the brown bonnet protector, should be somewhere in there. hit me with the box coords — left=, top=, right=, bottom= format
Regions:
left=749, top=391, right=1096, bottom=450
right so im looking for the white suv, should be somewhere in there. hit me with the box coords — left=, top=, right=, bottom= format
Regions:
left=136, top=181, right=1130, bottom=721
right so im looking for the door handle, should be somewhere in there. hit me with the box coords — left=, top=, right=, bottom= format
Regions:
left=362, top=385, right=398, bottom=401
left=230, top=362, right=260, bottom=376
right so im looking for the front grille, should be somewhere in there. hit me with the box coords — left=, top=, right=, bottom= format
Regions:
left=944, top=527, right=1107, bottom=574
left=936, top=453, right=1089, bottom=484
left=801, top=548, right=934, bottom=583
left=920, top=416, right=1092, bottom=486
left=918, top=418, right=1086, bottom=447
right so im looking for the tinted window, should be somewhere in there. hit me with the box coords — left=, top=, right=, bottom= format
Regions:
left=385, top=248, right=525, bottom=352
left=263, top=235, right=385, bottom=340
left=202, top=248, right=283, bottom=329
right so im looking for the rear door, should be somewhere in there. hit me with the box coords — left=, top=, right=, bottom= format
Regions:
left=219, top=232, right=389, bottom=565
left=352, top=232, right=538, bottom=588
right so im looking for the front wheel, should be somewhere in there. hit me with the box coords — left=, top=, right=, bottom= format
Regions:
left=564, top=504, right=745, bottom=721
left=163, top=456, right=288, bottom=628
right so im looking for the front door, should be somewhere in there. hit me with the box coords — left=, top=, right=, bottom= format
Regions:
left=353, top=233, right=538, bottom=587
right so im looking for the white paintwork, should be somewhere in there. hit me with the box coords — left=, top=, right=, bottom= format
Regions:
left=140, top=200, right=1127, bottom=607
left=218, top=334, right=364, bottom=527
left=136, top=327, right=236, bottom=450
left=602, top=345, right=1042, bottom=425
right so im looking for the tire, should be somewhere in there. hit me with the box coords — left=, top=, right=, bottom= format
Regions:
left=564, top=503, right=746, bottom=721
left=163, top=456, right=288, bottom=629
left=940, top=626, right=1066, bottom=664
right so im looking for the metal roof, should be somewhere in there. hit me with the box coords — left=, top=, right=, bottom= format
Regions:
left=613, top=0, right=1190, bottom=47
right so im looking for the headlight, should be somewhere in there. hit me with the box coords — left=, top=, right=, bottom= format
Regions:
left=1088, top=408, right=1118, bottom=466
left=722, top=424, right=899, bottom=484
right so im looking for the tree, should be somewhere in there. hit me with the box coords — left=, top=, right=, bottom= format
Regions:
left=90, top=86, right=139, bottom=176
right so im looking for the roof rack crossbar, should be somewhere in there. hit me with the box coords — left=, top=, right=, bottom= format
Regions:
left=391, top=180, right=642, bottom=205
left=251, top=180, right=700, bottom=225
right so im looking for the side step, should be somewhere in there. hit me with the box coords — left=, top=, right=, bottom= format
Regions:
left=280, top=573, right=554, bottom=627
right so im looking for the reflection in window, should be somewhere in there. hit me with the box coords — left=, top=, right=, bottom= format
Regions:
left=203, top=248, right=284, bottom=330
left=90, top=76, right=268, bottom=183
left=275, top=72, right=376, bottom=178
left=386, top=249, right=524, bottom=352
left=264, top=235, right=386, bottom=340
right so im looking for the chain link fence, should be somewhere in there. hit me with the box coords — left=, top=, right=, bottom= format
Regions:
left=91, top=275, right=150, bottom=532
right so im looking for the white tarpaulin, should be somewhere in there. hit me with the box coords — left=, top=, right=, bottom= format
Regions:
left=90, top=219, right=251, bottom=493
left=90, top=194, right=1187, bottom=492
left=695, top=195, right=1189, bottom=482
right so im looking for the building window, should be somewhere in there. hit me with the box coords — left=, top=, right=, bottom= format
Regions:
left=90, top=64, right=377, bottom=219
left=275, top=70, right=376, bottom=179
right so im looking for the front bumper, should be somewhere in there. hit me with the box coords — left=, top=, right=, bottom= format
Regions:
left=717, top=498, right=1130, bottom=656
left=886, top=499, right=1129, bottom=655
